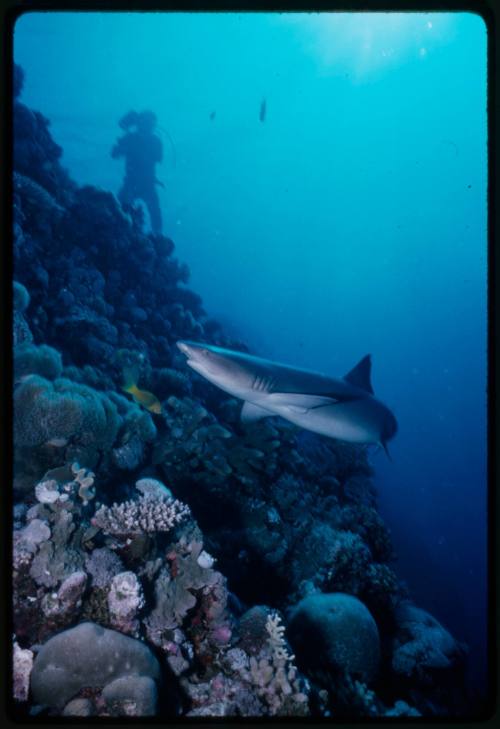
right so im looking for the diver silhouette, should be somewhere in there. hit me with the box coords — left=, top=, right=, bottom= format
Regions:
left=111, top=110, right=164, bottom=234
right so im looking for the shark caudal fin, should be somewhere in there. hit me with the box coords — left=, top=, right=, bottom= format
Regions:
left=343, top=355, right=373, bottom=394
left=380, top=440, right=392, bottom=460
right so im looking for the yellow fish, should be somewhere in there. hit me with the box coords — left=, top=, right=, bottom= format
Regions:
left=122, top=366, right=162, bottom=414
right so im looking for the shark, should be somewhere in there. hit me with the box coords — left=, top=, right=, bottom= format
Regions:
left=176, top=341, right=398, bottom=456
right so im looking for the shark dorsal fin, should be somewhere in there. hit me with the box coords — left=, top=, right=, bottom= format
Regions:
left=343, top=355, right=373, bottom=394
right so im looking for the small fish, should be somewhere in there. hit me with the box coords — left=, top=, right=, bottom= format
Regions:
left=122, top=383, right=162, bottom=414
left=259, top=97, right=267, bottom=123
left=121, top=365, right=162, bottom=414
left=209, top=110, right=216, bottom=121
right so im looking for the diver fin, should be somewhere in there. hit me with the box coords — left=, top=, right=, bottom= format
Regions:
left=343, top=355, right=374, bottom=394
left=241, top=401, right=273, bottom=423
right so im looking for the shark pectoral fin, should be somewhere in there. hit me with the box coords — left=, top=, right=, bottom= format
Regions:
left=269, top=393, right=339, bottom=411
left=241, top=401, right=273, bottom=423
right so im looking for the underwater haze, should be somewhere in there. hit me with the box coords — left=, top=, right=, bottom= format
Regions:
left=14, top=11, right=488, bottom=714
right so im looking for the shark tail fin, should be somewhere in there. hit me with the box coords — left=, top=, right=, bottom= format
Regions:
left=380, top=440, right=392, bottom=461
left=343, top=355, right=374, bottom=394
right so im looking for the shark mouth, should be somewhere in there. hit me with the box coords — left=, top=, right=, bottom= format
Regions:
left=176, top=341, right=219, bottom=377
left=176, top=340, right=203, bottom=364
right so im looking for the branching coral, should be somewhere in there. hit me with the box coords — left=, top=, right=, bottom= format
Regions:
left=92, top=493, right=190, bottom=537
left=241, top=612, right=309, bottom=716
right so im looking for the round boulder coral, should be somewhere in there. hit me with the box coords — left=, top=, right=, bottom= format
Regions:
left=288, top=592, right=380, bottom=684
left=30, top=621, right=160, bottom=711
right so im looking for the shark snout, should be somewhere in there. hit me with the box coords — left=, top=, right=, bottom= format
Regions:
left=176, top=340, right=205, bottom=362
left=176, top=341, right=220, bottom=377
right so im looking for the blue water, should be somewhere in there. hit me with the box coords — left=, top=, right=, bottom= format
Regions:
left=15, top=11, right=488, bottom=696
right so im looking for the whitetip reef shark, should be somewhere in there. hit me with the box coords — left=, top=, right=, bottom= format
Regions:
left=176, top=341, right=397, bottom=457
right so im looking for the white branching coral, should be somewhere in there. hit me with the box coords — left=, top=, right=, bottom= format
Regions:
left=92, top=494, right=190, bottom=536
left=265, top=612, right=295, bottom=662
left=243, top=612, right=309, bottom=716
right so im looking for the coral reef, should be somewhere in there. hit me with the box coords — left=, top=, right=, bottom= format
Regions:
left=10, top=68, right=469, bottom=719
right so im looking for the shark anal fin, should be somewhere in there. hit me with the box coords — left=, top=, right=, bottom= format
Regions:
left=343, top=354, right=374, bottom=394
left=241, top=401, right=273, bottom=423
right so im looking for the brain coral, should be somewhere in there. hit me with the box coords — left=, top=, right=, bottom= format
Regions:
left=288, top=592, right=380, bottom=684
